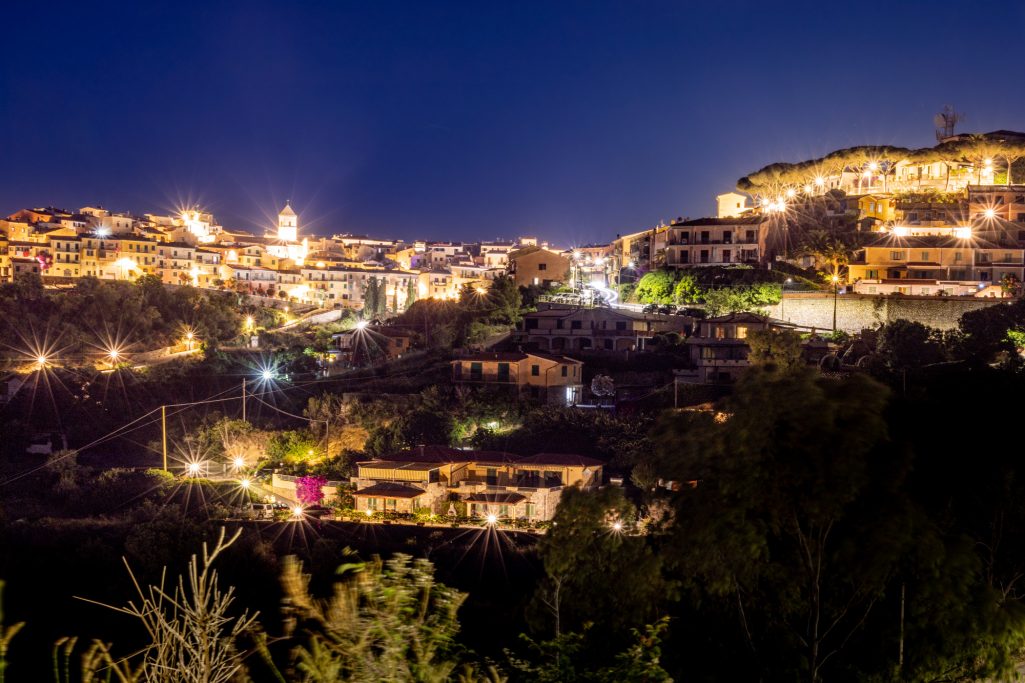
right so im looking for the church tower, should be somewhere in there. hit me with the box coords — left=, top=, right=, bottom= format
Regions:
left=277, top=201, right=298, bottom=242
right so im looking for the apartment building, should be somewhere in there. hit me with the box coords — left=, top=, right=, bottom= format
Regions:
left=507, top=246, right=570, bottom=287
left=516, top=303, right=690, bottom=352
left=848, top=231, right=1023, bottom=296
left=664, top=216, right=768, bottom=267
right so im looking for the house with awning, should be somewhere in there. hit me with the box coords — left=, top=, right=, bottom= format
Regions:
left=350, top=445, right=604, bottom=521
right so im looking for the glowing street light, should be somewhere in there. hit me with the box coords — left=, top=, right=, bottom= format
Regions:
left=815, top=176, right=825, bottom=187
left=868, top=161, right=879, bottom=172
left=355, top=320, right=369, bottom=330
left=232, top=456, right=245, bottom=470
left=612, top=521, right=623, bottom=532
left=364, top=508, right=374, bottom=518
left=785, top=188, right=796, bottom=199
left=36, top=354, right=49, bottom=367
left=108, top=349, right=120, bottom=361
left=187, top=462, right=201, bottom=476
left=831, top=274, right=841, bottom=332
left=239, top=477, right=251, bottom=490
left=261, top=368, right=274, bottom=381
left=291, top=505, right=304, bottom=520
left=984, top=208, right=996, bottom=219
left=244, top=315, right=255, bottom=330
left=485, top=513, right=498, bottom=526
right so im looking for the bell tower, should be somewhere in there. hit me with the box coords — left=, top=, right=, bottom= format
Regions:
left=277, top=201, right=297, bottom=242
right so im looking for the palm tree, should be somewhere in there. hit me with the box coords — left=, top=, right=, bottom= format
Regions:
left=799, top=230, right=853, bottom=281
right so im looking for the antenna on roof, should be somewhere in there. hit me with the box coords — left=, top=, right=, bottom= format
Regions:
left=934, top=105, right=965, bottom=142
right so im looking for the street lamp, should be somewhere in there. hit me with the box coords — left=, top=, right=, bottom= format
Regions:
left=831, top=274, right=840, bottom=332
left=781, top=277, right=793, bottom=321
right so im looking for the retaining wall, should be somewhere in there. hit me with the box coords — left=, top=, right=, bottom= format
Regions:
left=766, top=293, right=1009, bottom=333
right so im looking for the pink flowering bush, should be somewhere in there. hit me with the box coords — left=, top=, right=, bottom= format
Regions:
left=295, top=475, right=327, bottom=506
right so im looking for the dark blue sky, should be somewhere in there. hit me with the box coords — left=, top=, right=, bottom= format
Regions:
left=2, top=1, right=1022, bottom=246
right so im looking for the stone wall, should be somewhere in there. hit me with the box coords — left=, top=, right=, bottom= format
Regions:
left=766, top=293, right=1008, bottom=333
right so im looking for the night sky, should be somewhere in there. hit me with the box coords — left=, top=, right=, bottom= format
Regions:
left=2, top=1, right=1023, bottom=246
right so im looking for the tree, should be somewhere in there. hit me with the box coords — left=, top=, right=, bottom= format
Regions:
left=799, top=229, right=852, bottom=279
left=590, top=375, right=615, bottom=403
left=363, top=277, right=380, bottom=316
left=746, top=328, right=803, bottom=372
left=397, top=408, right=454, bottom=448
left=671, top=273, right=701, bottom=304
left=956, top=299, right=1025, bottom=362
left=634, top=271, right=676, bottom=304
left=656, top=367, right=908, bottom=681
left=405, top=279, right=417, bottom=310
left=873, top=319, right=947, bottom=374
left=530, top=487, right=668, bottom=655
left=267, top=430, right=319, bottom=464
left=483, top=275, right=523, bottom=324
left=702, top=283, right=780, bottom=316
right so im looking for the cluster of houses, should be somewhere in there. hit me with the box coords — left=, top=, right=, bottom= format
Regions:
left=0, top=203, right=578, bottom=308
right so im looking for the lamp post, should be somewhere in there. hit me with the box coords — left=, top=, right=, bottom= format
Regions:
left=831, top=274, right=840, bottom=332
left=780, top=277, right=793, bottom=321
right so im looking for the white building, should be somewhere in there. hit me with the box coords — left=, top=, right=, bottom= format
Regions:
left=264, top=202, right=309, bottom=265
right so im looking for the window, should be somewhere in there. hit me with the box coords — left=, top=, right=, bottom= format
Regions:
left=954, top=252, right=963, bottom=262
left=890, top=251, right=905, bottom=260
left=571, top=320, right=582, bottom=329
left=538, top=263, right=547, bottom=271
left=714, top=326, right=725, bottom=339
left=615, top=321, right=626, bottom=331
left=736, top=326, right=748, bottom=339
left=921, top=251, right=929, bottom=261
left=561, top=365, right=567, bottom=377
left=531, top=364, right=539, bottom=376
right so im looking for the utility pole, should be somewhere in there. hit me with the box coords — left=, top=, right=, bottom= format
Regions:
left=241, top=377, right=246, bottom=422
left=161, top=405, right=167, bottom=472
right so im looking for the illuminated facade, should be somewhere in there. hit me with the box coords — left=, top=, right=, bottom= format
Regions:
left=264, top=201, right=309, bottom=265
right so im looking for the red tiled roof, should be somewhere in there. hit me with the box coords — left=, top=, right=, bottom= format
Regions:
left=352, top=483, right=426, bottom=499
